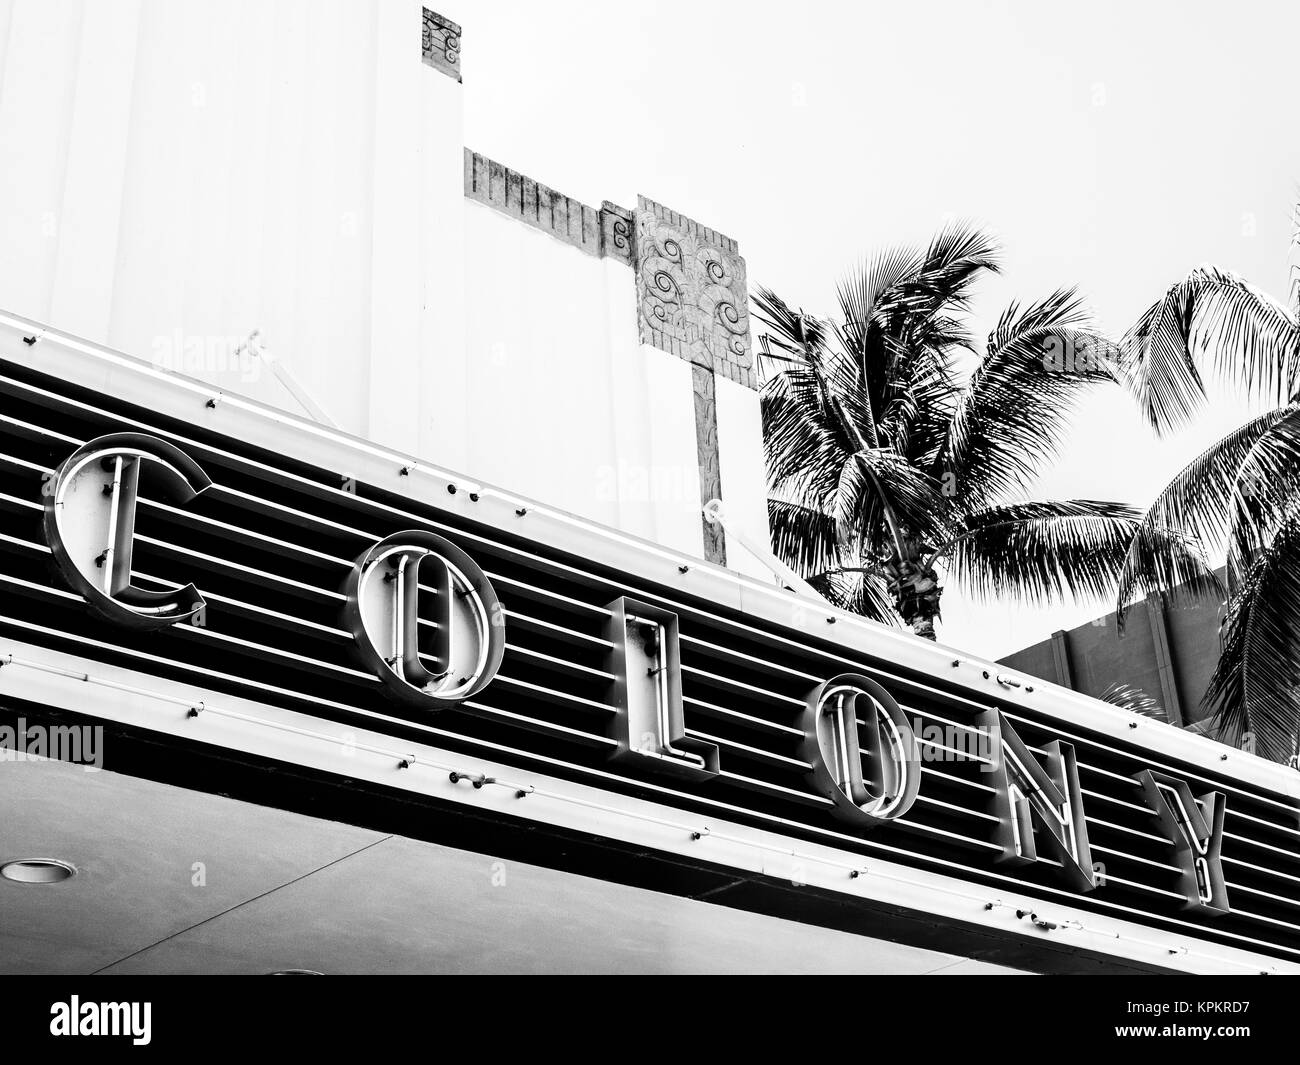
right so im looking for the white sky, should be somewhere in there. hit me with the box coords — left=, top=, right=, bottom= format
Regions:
left=456, top=0, right=1300, bottom=660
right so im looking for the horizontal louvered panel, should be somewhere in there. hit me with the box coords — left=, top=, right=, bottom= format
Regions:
left=2, top=362, right=1300, bottom=964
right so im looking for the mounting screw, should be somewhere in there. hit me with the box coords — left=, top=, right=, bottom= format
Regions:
left=187, top=704, right=204, bottom=718
left=399, top=466, right=412, bottom=476
left=1025, top=685, right=1034, bottom=692
left=469, top=492, right=480, bottom=502
left=447, top=483, right=457, bottom=495
left=1221, top=753, right=1229, bottom=761
left=826, top=617, right=836, bottom=624
left=678, top=565, right=689, bottom=574
left=515, top=507, right=527, bottom=517
left=205, top=395, right=221, bottom=409
left=1129, top=721, right=1138, bottom=729
left=21, top=335, right=37, bottom=346
left=951, top=659, right=961, bottom=667
left=398, top=757, right=415, bottom=769
left=982, top=670, right=990, bottom=679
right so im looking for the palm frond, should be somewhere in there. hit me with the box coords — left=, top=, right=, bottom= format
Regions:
left=942, top=287, right=1120, bottom=508
left=837, top=448, right=950, bottom=550
left=1204, top=506, right=1300, bottom=762
left=1113, top=524, right=1223, bottom=619
left=767, top=499, right=840, bottom=575
left=1115, top=405, right=1300, bottom=606
left=944, top=499, right=1148, bottom=603
left=805, top=568, right=902, bottom=627
left=1101, top=682, right=1167, bottom=722
left=1121, top=266, right=1300, bottom=434
left=835, top=245, right=925, bottom=347
left=762, top=379, right=846, bottom=499
left=912, top=222, right=1003, bottom=312
left=752, top=286, right=829, bottom=363
left=1227, top=405, right=1300, bottom=584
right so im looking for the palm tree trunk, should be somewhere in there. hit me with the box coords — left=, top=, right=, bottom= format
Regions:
left=882, top=541, right=943, bottom=640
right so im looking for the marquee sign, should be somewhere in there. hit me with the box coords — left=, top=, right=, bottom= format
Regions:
left=31, top=432, right=1237, bottom=914
left=1, top=348, right=1298, bottom=967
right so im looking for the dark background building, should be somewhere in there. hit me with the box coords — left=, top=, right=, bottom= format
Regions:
left=999, top=571, right=1228, bottom=730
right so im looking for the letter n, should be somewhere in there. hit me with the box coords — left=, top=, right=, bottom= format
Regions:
left=981, top=710, right=1096, bottom=891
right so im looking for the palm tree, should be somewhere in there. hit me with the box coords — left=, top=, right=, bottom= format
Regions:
left=1116, top=234, right=1300, bottom=762
left=759, top=224, right=1213, bottom=641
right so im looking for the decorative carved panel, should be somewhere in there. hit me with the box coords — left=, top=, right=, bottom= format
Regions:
left=635, top=196, right=754, bottom=389
left=600, top=202, right=635, bottom=266
left=422, top=8, right=462, bottom=82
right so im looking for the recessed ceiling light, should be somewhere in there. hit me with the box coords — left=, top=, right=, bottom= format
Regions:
left=0, top=859, right=77, bottom=884
left=267, top=969, right=323, bottom=975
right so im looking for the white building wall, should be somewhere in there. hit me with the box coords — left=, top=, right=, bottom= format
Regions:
left=460, top=204, right=707, bottom=556
left=0, top=0, right=767, bottom=569
left=0, top=0, right=449, bottom=446
left=715, top=375, right=773, bottom=580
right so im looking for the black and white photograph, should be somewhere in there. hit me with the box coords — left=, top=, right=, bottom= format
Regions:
left=1, top=0, right=1298, bottom=1037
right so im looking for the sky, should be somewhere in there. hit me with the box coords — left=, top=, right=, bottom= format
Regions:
left=455, top=0, right=1300, bottom=659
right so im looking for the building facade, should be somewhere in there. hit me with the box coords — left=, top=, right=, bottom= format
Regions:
left=2, top=2, right=1300, bottom=975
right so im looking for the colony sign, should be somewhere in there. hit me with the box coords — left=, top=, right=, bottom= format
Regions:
left=40, top=433, right=1231, bottom=916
